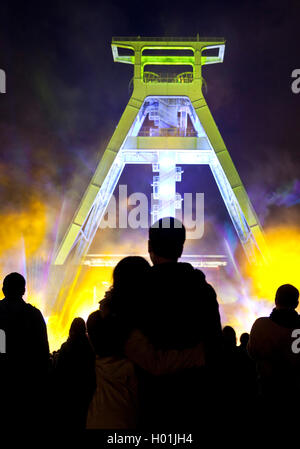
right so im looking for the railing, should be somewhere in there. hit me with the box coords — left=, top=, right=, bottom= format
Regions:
left=138, top=127, right=198, bottom=137
left=143, top=72, right=193, bottom=84
left=85, top=253, right=227, bottom=268
left=112, top=36, right=225, bottom=42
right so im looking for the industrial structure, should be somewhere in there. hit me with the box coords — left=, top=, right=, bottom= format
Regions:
left=54, top=36, right=266, bottom=267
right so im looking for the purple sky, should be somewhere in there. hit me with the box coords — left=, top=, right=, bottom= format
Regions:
left=0, top=0, right=299, bottom=253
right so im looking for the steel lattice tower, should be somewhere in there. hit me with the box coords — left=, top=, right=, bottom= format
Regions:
left=54, top=36, right=266, bottom=266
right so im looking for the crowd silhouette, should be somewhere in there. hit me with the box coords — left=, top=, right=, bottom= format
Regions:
left=0, top=217, right=300, bottom=434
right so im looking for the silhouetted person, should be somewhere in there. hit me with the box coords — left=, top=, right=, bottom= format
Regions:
left=221, top=326, right=257, bottom=416
left=87, top=309, right=139, bottom=429
left=137, top=217, right=222, bottom=429
left=87, top=257, right=150, bottom=429
left=236, top=332, right=257, bottom=406
left=248, top=284, right=300, bottom=417
left=100, top=256, right=151, bottom=325
left=222, top=325, right=237, bottom=351
left=239, top=332, right=250, bottom=349
left=53, top=317, right=95, bottom=429
left=220, top=325, right=240, bottom=399
left=0, top=272, right=49, bottom=427
left=87, top=256, right=205, bottom=429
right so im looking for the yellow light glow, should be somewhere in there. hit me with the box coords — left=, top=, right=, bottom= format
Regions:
left=243, top=226, right=300, bottom=302
left=47, top=266, right=113, bottom=351
left=0, top=197, right=46, bottom=258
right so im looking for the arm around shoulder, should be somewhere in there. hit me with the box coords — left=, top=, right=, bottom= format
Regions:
left=124, top=329, right=205, bottom=376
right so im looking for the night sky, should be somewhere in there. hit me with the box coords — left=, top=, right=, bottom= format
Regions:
left=0, top=0, right=300, bottom=254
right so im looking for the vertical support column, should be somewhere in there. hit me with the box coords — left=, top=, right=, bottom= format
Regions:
left=134, top=47, right=142, bottom=81
left=194, top=47, right=202, bottom=82
left=157, top=151, right=177, bottom=220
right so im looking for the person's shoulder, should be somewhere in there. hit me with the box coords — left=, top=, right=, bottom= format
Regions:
left=25, top=301, right=36, bottom=309
left=193, top=269, right=217, bottom=295
left=193, top=268, right=206, bottom=282
left=253, top=317, right=270, bottom=324
left=25, top=302, right=45, bottom=320
left=87, top=310, right=101, bottom=324
left=58, top=341, right=69, bottom=353
left=193, top=268, right=213, bottom=288
left=87, top=310, right=102, bottom=334
left=250, top=316, right=271, bottom=331
left=26, top=302, right=41, bottom=313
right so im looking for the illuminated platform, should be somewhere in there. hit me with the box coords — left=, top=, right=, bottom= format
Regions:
left=84, top=254, right=227, bottom=269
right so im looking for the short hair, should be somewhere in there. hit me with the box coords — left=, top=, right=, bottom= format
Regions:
left=275, top=284, right=299, bottom=309
left=149, top=217, right=186, bottom=260
left=3, top=272, right=26, bottom=297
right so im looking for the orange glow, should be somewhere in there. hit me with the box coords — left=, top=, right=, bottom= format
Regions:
left=46, top=266, right=113, bottom=351
left=0, top=197, right=46, bottom=258
left=218, top=226, right=300, bottom=340
left=243, top=226, right=300, bottom=302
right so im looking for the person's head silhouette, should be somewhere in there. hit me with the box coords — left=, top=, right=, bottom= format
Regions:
left=240, top=332, right=250, bottom=348
left=69, top=317, right=87, bottom=339
left=275, top=284, right=299, bottom=310
left=113, top=256, right=151, bottom=292
left=222, top=325, right=237, bottom=349
left=100, top=256, right=150, bottom=320
left=2, top=272, right=26, bottom=299
left=148, top=217, right=186, bottom=264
